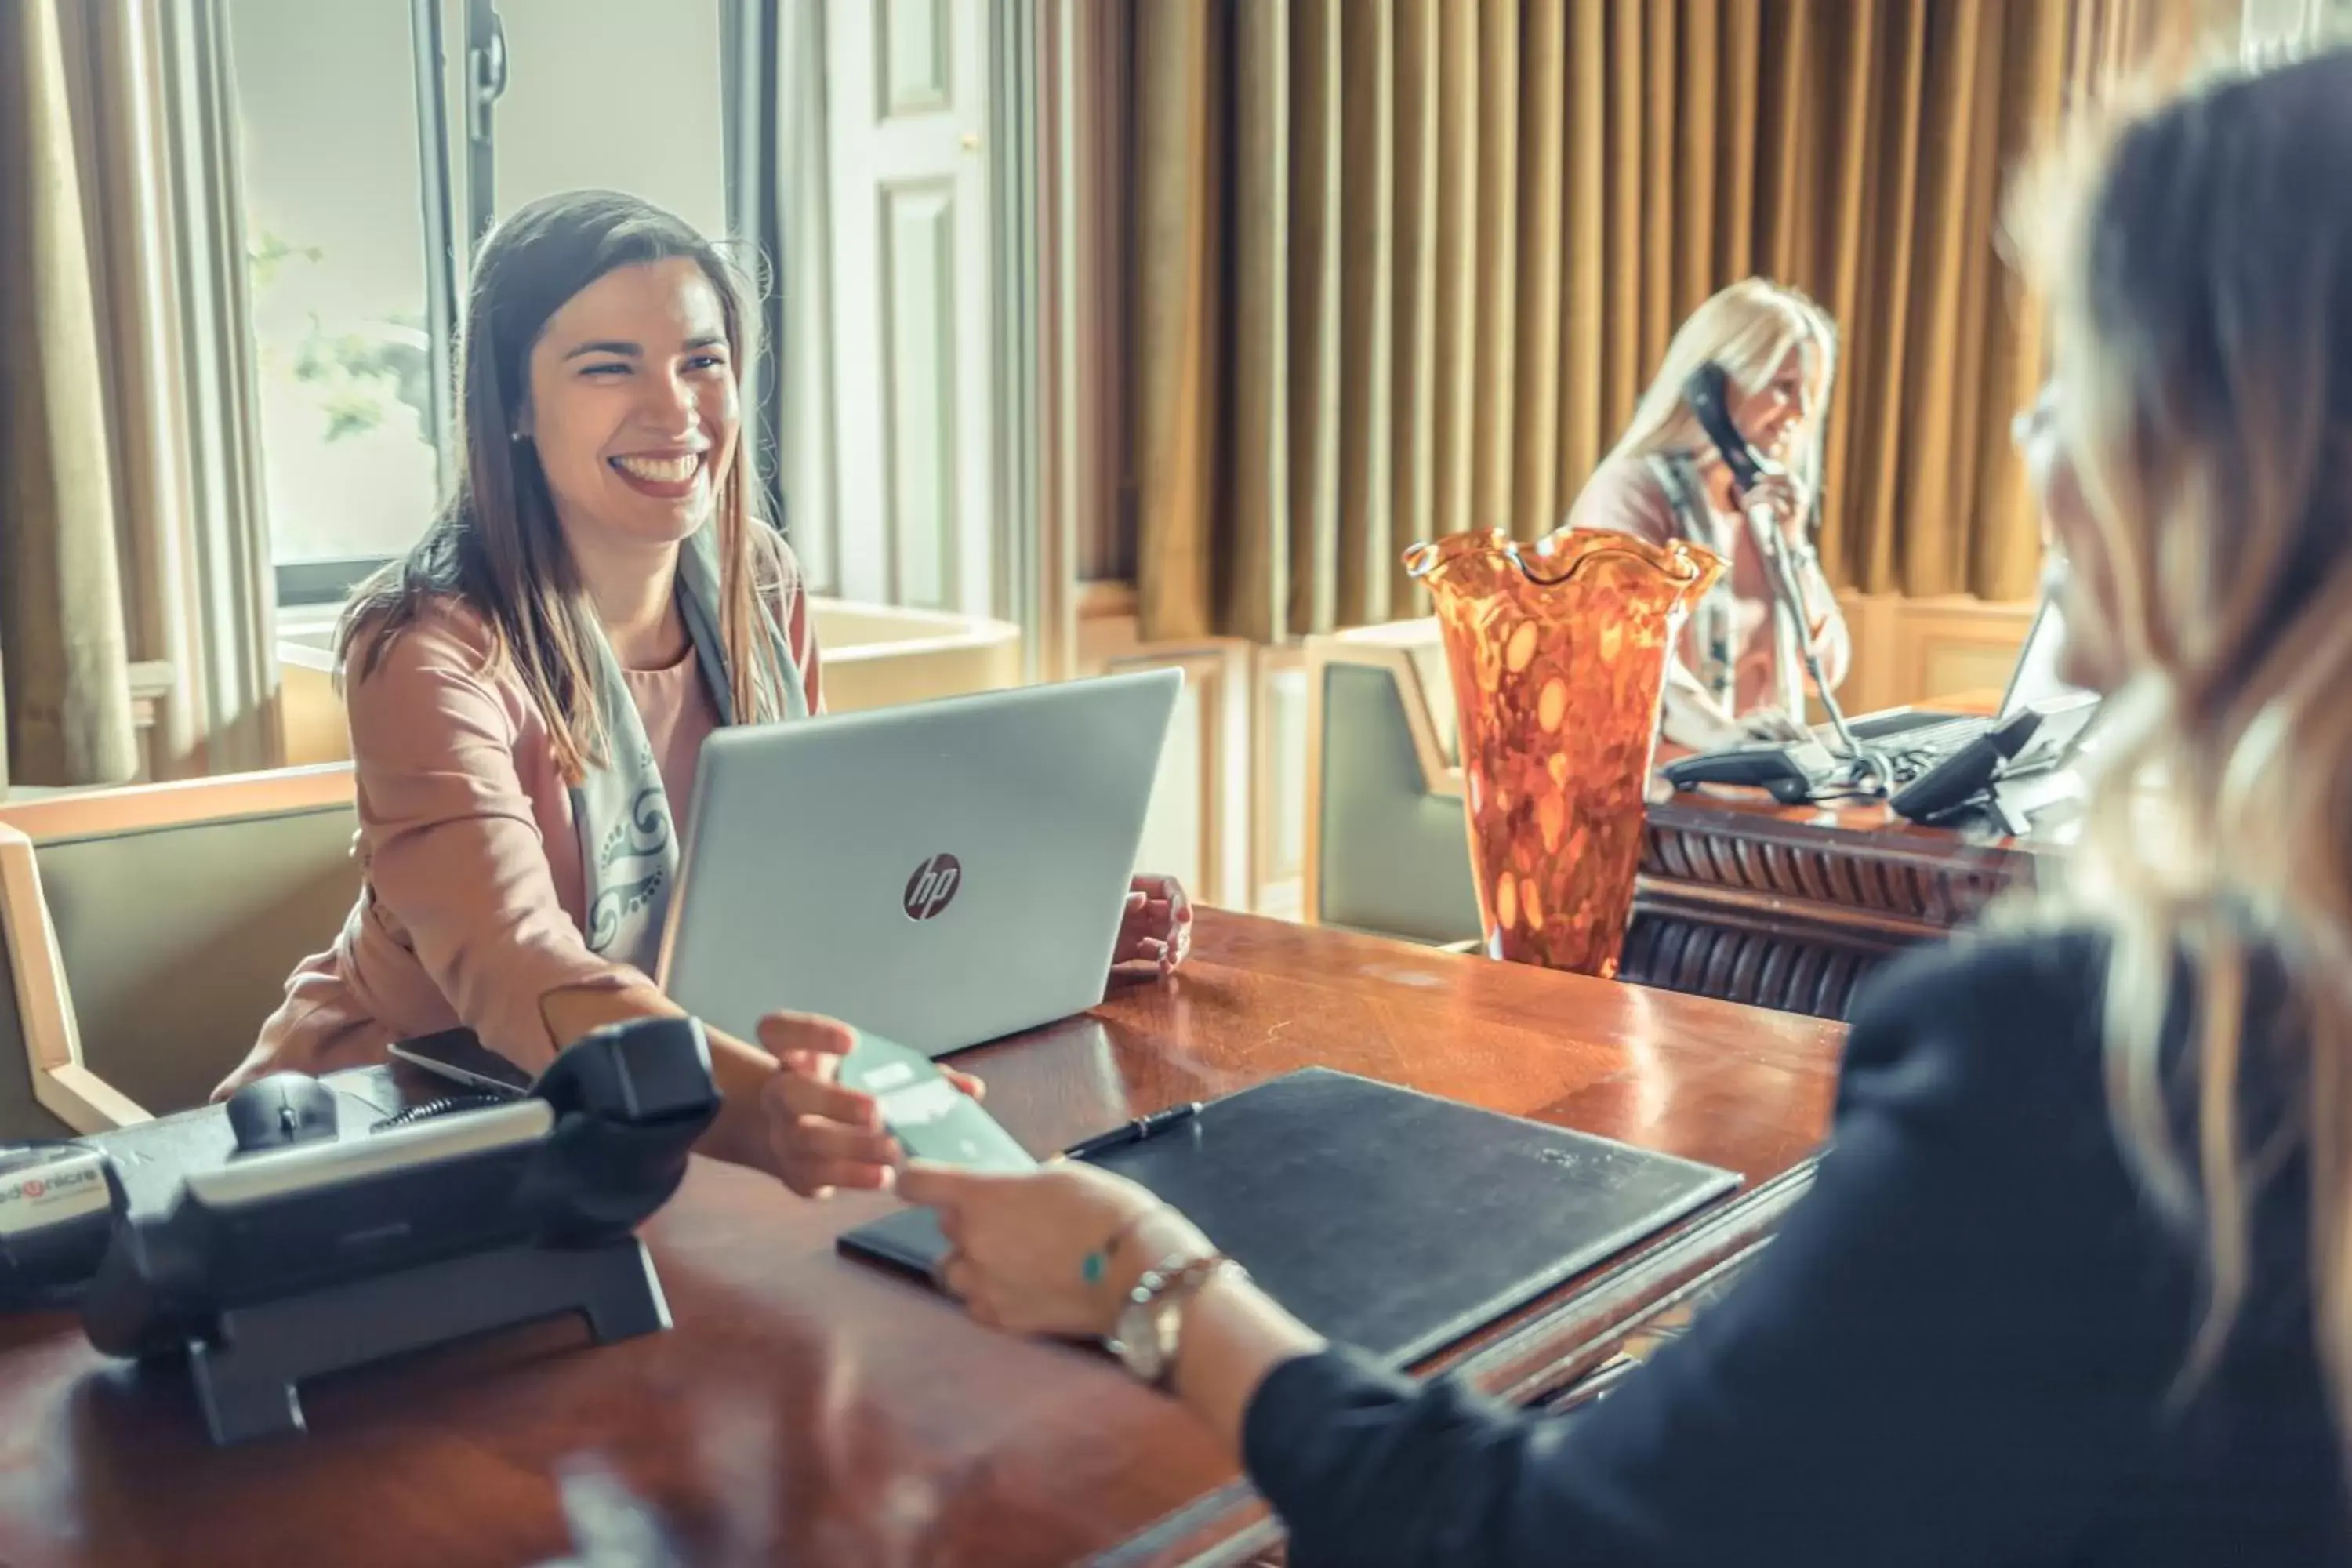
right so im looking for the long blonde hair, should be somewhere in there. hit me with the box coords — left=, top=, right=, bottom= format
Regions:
left=1605, top=278, right=1839, bottom=508
left=343, top=190, right=788, bottom=785
left=2017, top=48, right=2352, bottom=1423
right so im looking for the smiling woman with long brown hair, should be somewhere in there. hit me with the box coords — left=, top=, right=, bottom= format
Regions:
left=218, top=190, right=1192, bottom=1196
left=896, top=52, right=2352, bottom=1566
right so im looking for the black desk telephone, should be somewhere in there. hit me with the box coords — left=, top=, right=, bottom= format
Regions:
left=0, top=1017, right=717, bottom=1444
left=1661, top=705, right=2046, bottom=809
left=1660, top=699, right=2096, bottom=829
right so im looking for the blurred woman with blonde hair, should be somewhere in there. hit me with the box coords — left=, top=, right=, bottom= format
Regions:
left=1568, top=278, right=1848, bottom=750
left=891, top=50, right=2352, bottom=1565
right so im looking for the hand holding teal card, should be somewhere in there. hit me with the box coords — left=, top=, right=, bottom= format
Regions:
left=837, top=1032, right=1038, bottom=1174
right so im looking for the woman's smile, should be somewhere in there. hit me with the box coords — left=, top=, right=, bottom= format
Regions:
left=609, top=448, right=708, bottom=500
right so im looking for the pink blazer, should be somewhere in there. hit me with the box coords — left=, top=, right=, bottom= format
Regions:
left=219, top=544, right=826, bottom=1096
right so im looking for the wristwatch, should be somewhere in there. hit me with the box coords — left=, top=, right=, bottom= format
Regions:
left=1104, top=1252, right=1246, bottom=1387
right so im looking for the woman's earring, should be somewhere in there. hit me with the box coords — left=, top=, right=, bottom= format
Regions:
left=510, top=430, right=528, bottom=444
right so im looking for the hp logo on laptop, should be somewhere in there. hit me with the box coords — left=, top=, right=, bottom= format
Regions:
left=902, top=853, right=963, bottom=921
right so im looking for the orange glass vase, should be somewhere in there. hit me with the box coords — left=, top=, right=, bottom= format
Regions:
left=1404, top=527, right=1724, bottom=977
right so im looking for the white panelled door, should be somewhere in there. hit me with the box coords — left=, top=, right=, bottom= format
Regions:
left=826, top=0, right=994, bottom=615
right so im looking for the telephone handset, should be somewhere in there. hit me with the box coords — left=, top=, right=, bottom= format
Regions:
left=1682, top=362, right=1840, bottom=593
left=1682, top=361, right=1773, bottom=495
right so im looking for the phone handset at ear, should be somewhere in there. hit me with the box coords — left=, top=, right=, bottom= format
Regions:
left=1679, top=361, right=1795, bottom=554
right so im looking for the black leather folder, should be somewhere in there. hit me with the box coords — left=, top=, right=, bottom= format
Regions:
left=837, top=1066, right=1740, bottom=1367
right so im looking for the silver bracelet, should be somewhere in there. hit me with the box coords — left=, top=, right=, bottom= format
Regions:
left=1129, top=1252, right=1244, bottom=1312
left=1102, top=1253, right=1250, bottom=1388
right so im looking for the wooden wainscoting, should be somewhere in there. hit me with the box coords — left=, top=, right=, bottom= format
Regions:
left=1073, top=584, right=1310, bottom=918
left=2, top=662, right=191, bottom=803
left=1076, top=584, right=1250, bottom=910
left=1828, top=590, right=2039, bottom=716
left=1251, top=645, right=1310, bottom=921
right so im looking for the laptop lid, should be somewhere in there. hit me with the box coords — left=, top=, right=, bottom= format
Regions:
left=655, top=668, right=1182, bottom=1058
left=1998, top=584, right=2091, bottom=719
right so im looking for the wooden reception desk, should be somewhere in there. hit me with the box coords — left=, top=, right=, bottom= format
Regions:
left=0, top=911, right=1842, bottom=1568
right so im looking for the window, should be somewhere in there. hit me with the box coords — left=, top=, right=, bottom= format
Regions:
left=223, top=0, right=762, bottom=610
left=228, top=0, right=440, bottom=607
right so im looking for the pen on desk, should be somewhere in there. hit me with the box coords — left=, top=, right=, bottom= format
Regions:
left=1062, top=1101, right=1204, bottom=1161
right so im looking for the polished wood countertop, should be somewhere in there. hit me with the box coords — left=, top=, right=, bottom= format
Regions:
left=0, top=912, right=1843, bottom=1567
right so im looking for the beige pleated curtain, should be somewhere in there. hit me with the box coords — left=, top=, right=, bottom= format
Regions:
left=1131, top=0, right=2190, bottom=646
left=0, top=0, right=137, bottom=790
left=0, top=0, right=279, bottom=794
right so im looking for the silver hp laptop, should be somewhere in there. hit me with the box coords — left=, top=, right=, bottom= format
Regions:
left=655, top=667, right=1182, bottom=1058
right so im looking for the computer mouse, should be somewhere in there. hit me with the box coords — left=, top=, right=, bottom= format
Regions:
left=224, top=1073, right=341, bottom=1154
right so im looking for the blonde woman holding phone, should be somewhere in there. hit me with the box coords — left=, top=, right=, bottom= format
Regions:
left=1567, top=279, right=1849, bottom=752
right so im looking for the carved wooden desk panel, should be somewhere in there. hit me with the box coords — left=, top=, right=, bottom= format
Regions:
left=0, top=913, right=1842, bottom=1568
left=1623, top=789, right=2059, bottom=1020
